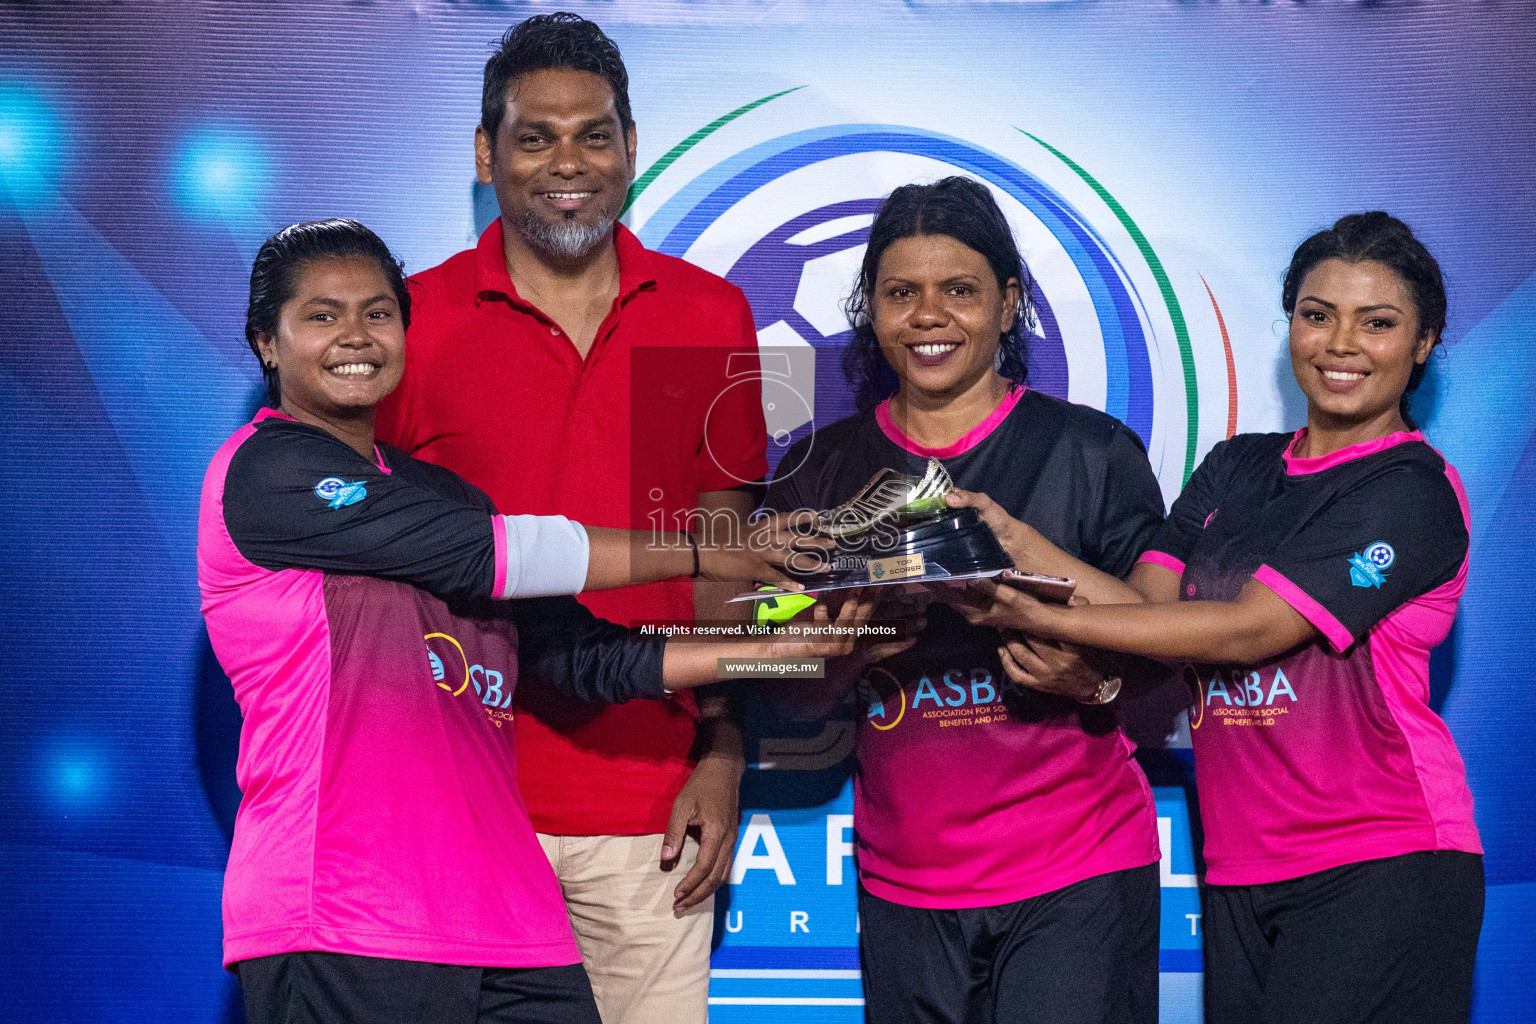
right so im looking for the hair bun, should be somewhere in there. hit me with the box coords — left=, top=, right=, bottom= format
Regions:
left=1333, top=210, right=1413, bottom=243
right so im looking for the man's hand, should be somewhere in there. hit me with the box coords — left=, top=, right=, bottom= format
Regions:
left=667, top=489, right=755, bottom=914
left=662, top=717, right=744, bottom=914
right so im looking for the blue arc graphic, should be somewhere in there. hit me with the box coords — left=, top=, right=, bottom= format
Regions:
left=637, top=124, right=1156, bottom=444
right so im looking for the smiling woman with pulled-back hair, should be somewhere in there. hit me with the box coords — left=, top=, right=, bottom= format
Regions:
left=200, top=219, right=862, bottom=1024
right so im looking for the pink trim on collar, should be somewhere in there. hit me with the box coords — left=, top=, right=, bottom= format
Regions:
left=1282, top=427, right=1423, bottom=475
left=876, top=387, right=1026, bottom=459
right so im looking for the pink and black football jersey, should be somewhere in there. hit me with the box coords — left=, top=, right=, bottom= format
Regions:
left=765, top=389, right=1165, bottom=908
left=198, top=409, right=665, bottom=967
left=1141, top=428, right=1481, bottom=886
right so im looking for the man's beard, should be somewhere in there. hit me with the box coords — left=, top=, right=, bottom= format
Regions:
left=508, top=207, right=615, bottom=260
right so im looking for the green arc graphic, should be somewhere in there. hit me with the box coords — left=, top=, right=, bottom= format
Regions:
left=623, top=86, right=806, bottom=215
left=1016, top=130, right=1199, bottom=484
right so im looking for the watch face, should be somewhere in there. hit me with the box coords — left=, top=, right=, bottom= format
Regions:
left=1101, top=676, right=1123, bottom=704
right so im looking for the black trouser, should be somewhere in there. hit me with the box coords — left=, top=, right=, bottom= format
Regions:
left=237, top=951, right=602, bottom=1024
left=858, top=864, right=1160, bottom=1024
left=1202, top=850, right=1484, bottom=1024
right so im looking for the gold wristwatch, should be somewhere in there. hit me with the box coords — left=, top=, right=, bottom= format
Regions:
left=1078, top=674, right=1122, bottom=706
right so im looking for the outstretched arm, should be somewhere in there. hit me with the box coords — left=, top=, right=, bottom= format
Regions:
left=943, top=433, right=1231, bottom=611
left=659, top=592, right=885, bottom=690
left=222, top=425, right=828, bottom=607
left=509, top=589, right=886, bottom=706
left=943, top=490, right=1171, bottom=606
left=946, top=573, right=1317, bottom=665
left=582, top=513, right=830, bottom=593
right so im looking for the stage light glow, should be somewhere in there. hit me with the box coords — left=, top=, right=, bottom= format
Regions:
left=43, top=741, right=105, bottom=810
left=57, top=758, right=94, bottom=794
left=0, top=78, right=66, bottom=207
left=172, top=123, right=272, bottom=222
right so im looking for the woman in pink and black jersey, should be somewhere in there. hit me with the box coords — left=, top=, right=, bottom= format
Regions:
left=941, top=212, right=1483, bottom=1024
left=763, top=177, right=1168, bottom=1024
left=200, top=219, right=859, bottom=1024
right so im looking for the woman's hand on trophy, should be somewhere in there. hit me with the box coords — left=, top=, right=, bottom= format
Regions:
left=861, top=590, right=927, bottom=661
left=760, top=588, right=922, bottom=664
left=835, top=628, right=923, bottom=668
left=932, top=576, right=1063, bottom=636
left=695, top=511, right=834, bottom=588
left=943, top=489, right=1045, bottom=567
left=860, top=634, right=921, bottom=664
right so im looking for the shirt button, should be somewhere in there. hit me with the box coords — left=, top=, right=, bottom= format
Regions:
left=551, top=326, right=561, bottom=336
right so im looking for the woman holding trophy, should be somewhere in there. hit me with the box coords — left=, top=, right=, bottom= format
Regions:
left=761, top=177, right=1167, bottom=1024
left=939, top=212, right=1482, bottom=1024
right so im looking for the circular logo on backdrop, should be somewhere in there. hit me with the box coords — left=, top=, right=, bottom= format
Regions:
left=633, top=122, right=1206, bottom=488
left=628, top=113, right=1223, bottom=762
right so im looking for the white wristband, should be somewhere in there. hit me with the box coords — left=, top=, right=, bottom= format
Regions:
left=495, top=515, right=590, bottom=598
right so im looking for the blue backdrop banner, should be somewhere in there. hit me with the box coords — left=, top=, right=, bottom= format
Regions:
left=2, top=3, right=1533, bottom=1022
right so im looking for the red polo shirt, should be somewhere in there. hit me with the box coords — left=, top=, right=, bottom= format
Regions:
left=376, top=221, right=767, bottom=835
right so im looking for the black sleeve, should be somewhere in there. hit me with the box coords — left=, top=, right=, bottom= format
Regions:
left=1259, top=464, right=1468, bottom=651
left=397, top=445, right=499, bottom=514
left=223, top=426, right=498, bottom=602
left=506, top=597, right=668, bottom=703
left=1087, top=423, right=1168, bottom=578
left=760, top=436, right=815, bottom=516
left=1144, top=439, right=1233, bottom=571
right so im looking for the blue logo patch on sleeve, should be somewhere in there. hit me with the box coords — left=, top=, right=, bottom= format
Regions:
left=1348, top=541, right=1395, bottom=588
left=314, top=476, right=368, bottom=509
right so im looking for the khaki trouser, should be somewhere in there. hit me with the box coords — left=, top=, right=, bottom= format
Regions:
left=538, top=833, right=713, bottom=1024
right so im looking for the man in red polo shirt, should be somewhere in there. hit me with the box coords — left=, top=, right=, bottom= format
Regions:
left=375, top=14, right=765, bottom=1024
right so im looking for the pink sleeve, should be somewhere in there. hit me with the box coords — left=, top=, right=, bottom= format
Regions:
left=1136, top=550, right=1186, bottom=577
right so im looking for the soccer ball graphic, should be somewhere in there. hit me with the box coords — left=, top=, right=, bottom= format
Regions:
left=716, top=198, right=883, bottom=480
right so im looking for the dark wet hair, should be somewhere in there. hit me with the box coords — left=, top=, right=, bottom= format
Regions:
left=1282, top=211, right=1446, bottom=429
left=482, top=13, right=633, bottom=145
left=843, top=176, right=1035, bottom=410
left=245, top=219, right=411, bottom=405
